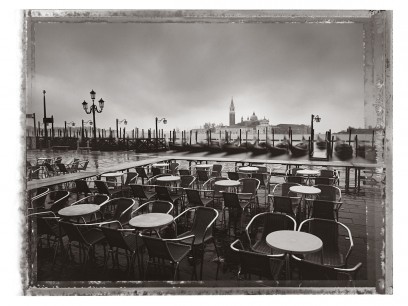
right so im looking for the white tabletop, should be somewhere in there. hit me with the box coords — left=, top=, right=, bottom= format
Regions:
left=215, top=180, right=241, bottom=187
left=290, top=185, right=321, bottom=195
left=195, top=164, right=213, bottom=168
left=129, top=213, right=174, bottom=229
left=266, top=230, right=323, bottom=254
left=239, top=166, right=259, bottom=172
left=156, top=175, right=181, bottom=182
left=101, top=172, right=124, bottom=177
left=152, top=163, right=169, bottom=167
left=296, top=169, right=320, bottom=176
left=58, top=204, right=100, bottom=217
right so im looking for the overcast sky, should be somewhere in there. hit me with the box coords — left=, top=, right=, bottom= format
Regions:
left=28, top=22, right=365, bottom=133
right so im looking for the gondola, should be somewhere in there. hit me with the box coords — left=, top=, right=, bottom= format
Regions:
left=267, top=138, right=289, bottom=156
left=289, top=137, right=309, bottom=157
left=316, top=135, right=328, bottom=150
left=207, top=140, right=223, bottom=153
left=222, top=139, right=247, bottom=154
left=251, top=140, right=268, bottom=155
left=357, top=145, right=376, bottom=161
left=334, top=138, right=353, bottom=160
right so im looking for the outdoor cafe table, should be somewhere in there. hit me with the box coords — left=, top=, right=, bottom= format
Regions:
left=156, top=175, right=181, bottom=187
left=289, top=185, right=321, bottom=220
left=129, top=213, right=174, bottom=237
left=152, top=163, right=169, bottom=173
left=266, top=230, right=323, bottom=279
left=58, top=204, right=100, bottom=219
left=239, top=166, right=259, bottom=173
left=296, top=169, right=320, bottom=185
left=215, top=179, right=241, bottom=192
left=101, top=171, right=124, bottom=186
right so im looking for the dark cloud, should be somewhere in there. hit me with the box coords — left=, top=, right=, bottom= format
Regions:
left=29, top=22, right=364, bottom=133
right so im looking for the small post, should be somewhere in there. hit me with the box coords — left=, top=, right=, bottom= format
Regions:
left=348, top=128, right=352, bottom=145
left=257, top=129, right=259, bottom=142
left=355, top=135, right=358, bottom=157
left=190, top=130, right=192, bottom=145
left=372, top=129, right=375, bottom=147
left=195, top=130, right=198, bottom=143
left=239, top=129, right=242, bottom=145
left=272, top=128, right=275, bottom=146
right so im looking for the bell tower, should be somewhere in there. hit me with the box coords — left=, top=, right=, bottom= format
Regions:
left=229, top=97, right=235, bottom=126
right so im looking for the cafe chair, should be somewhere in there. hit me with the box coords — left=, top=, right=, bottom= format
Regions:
left=147, top=173, right=172, bottom=186
left=39, top=190, right=70, bottom=214
left=28, top=164, right=43, bottom=180
left=59, top=221, right=106, bottom=269
left=140, top=232, right=196, bottom=281
left=167, top=162, right=180, bottom=176
left=285, top=176, right=305, bottom=185
left=269, top=195, right=301, bottom=218
left=99, top=197, right=136, bottom=225
left=100, top=221, right=144, bottom=277
left=313, top=185, right=343, bottom=220
left=202, top=177, right=227, bottom=207
left=55, top=162, right=75, bottom=175
left=27, top=211, right=65, bottom=267
left=129, top=184, right=157, bottom=205
left=135, top=167, right=153, bottom=185
left=309, top=200, right=341, bottom=220
left=131, top=200, right=174, bottom=216
left=185, top=188, right=214, bottom=208
left=319, top=169, right=340, bottom=186
left=245, top=212, right=296, bottom=255
left=298, top=218, right=354, bottom=268
left=121, top=172, right=139, bottom=197
left=285, top=168, right=306, bottom=176
left=43, top=162, right=58, bottom=177
left=292, top=255, right=362, bottom=281
left=230, top=239, right=284, bottom=280
left=94, top=180, right=123, bottom=198
left=270, top=182, right=301, bottom=197
left=211, top=164, right=223, bottom=177
left=238, top=178, right=260, bottom=214
left=173, top=206, right=219, bottom=280
left=227, top=171, right=247, bottom=180
left=222, top=192, right=251, bottom=237
left=74, top=179, right=95, bottom=199
left=196, top=170, right=210, bottom=190
left=251, top=172, right=270, bottom=207
left=155, top=186, right=183, bottom=214
left=151, top=167, right=162, bottom=177
left=77, top=160, right=89, bottom=172
left=30, top=188, right=50, bottom=212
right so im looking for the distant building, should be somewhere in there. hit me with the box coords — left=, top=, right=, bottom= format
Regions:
left=229, top=98, right=235, bottom=126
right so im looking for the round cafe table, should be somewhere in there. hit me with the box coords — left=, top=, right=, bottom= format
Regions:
left=239, top=166, right=259, bottom=173
left=152, top=163, right=169, bottom=173
left=215, top=179, right=241, bottom=192
left=289, top=186, right=321, bottom=221
left=58, top=204, right=100, bottom=218
left=129, top=213, right=174, bottom=237
left=156, top=175, right=181, bottom=187
left=194, top=164, right=213, bottom=170
left=266, top=230, right=323, bottom=279
left=101, top=172, right=124, bottom=188
left=296, top=169, right=320, bottom=185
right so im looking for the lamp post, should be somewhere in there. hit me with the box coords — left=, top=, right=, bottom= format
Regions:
left=155, top=117, right=167, bottom=151
left=64, top=121, right=75, bottom=138
left=81, top=120, right=92, bottom=139
left=81, top=89, right=105, bottom=141
left=310, top=114, right=321, bottom=155
left=116, top=118, right=127, bottom=138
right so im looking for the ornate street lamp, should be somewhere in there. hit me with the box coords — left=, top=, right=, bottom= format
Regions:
left=82, top=89, right=104, bottom=141
left=155, top=117, right=167, bottom=151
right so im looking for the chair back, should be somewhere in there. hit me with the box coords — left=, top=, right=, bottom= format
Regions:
left=314, top=177, right=335, bottom=185
left=280, top=182, right=301, bottom=196
left=56, top=163, right=69, bottom=174
left=222, top=192, right=242, bottom=210
left=178, top=169, right=190, bottom=176
left=320, top=169, right=336, bottom=178
left=180, top=175, right=196, bottom=188
left=211, top=164, right=223, bottom=177
left=78, top=160, right=89, bottom=171
left=70, top=161, right=79, bottom=172
left=256, top=166, right=268, bottom=173
left=251, top=173, right=267, bottom=187
left=196, top=170, right=209, bottom=182
left=310, top=200, right=336, bottom=220
left=74, top=179, right=92, bottom=195
left=108, top=198, right=135, bottom=224
left=44, top=162, right=55, bottom=173
left=28, top=212, right=62, bottom=237
left=299, top=218, right=339, bottom=252
left=152, top=167, right=162, bottom=176
left=227, top=172, right=240, bottom=181
left=94, top=180, right=111, bottom=195
left=315, top=185, right=340, bottom=202
left=59, top=221, right=88, bottom=245
left=239, top=178, right=260, bottom=194
left=101, top=226, right=129, bottom=250
left=140, top=234, right=174, bottom=261
left=190, top=207, right=218, bottom=243
left=185, top=189, right=204, bottom=206
left=230, top=240, right=283, bottom=280
left=151, top=200, right=174, bottom=214
left=169, top=162, right=180, bottom=175
left=124, top=172, right=138, bottom=186
left=36, top=187, right=49, bottom=197
left=287, top=168, right=305, bottom=176
left=286, top=176, right=304, bottom=184
left=31, top=189, right=49, bottom=210
left=47, top=190, right=70, bottom=212
left=271, top=196, right=296, bottom=217
left=74, top=194, right=109, bottom=205
left=54, top=157, right=62, bottom=164
left=135, top=167, right=149, bottom=179
left=130, top=184, right=149, bottom=199
left=155, top=186, right=173, bottom=202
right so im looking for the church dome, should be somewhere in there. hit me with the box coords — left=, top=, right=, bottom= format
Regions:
left=250, top=112, right=258, bottom=121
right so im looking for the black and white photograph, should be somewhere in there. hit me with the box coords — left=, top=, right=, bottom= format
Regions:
left=3, top=2, right=400, bottom=299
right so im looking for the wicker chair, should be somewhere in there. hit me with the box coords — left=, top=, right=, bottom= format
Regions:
left=222, top=192, right=251, bottom=236
left=135, top=167, right=153, bottom=184
left=267, top=182, right=301, bottom=211
left=132, top=200, right=174, bottom=216
left=245, top=212, right=296, bottom=254
left=211, top=164, right=223, bottom=177
left=77, top=160, right=89, bottom=172
left=155, top=186, right=183, bottom=214
left=30, top=188, right=50, bottom=212
left=74, top=179, right=94, bottom=199
left=167, top=162, right=180, bottom=176
left=100, top=221, right=144, bottom=276
left=313, top=177, right=335, bottom=185
left=121, top=172, right=139, bottom=197
left=174, top=206, right=219, bottom=280
left=140, top=232, right=195, bottom=281
left=41, top=190, right=70, bottom=214
left=238, top=178, right=260, bottom=214
left=313, top=184, right=343, bottom=220
left=196, top=170, right=210, bottom=189
left=185, top=188, right=214, bottom=208
left=130, top=184, right=157, bottom=204
left=99, top=197, right=136, bottom=225
left=298, top=218, right=354, bottom=268
left=69, top=194, right=110, bottom=223
left=230, top=239, right=284, bottom=280
left=270, top=195, right=301, bottom=218
left=94, top=180, right=123, bottom=198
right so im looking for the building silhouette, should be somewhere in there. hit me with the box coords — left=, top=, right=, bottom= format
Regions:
left=229, top=98, right=235, bottom=126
